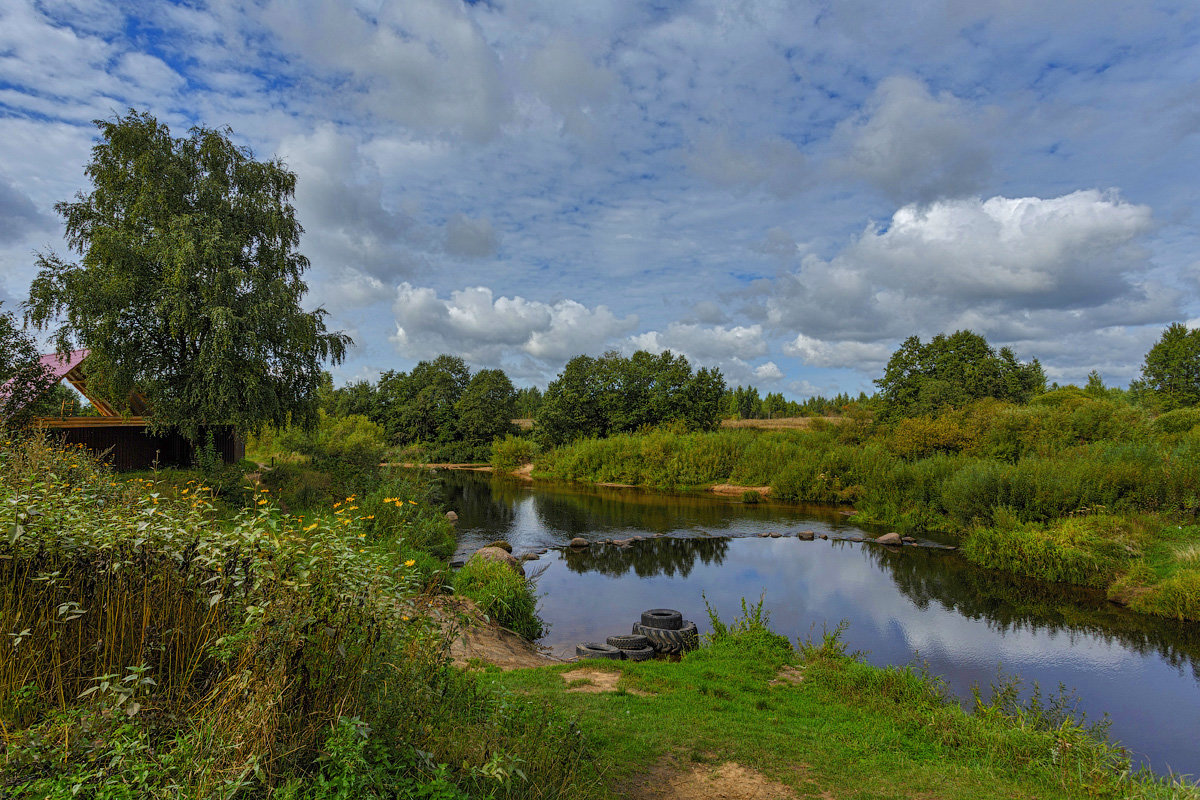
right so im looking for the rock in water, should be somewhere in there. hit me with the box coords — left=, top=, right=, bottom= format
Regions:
left=569, top=537, right=589, bottom=548
left=445, top=510, right=458, bottom=522
left=875, top=532, right=903, bottom=546
left=797, top=531, right=815, bottom=541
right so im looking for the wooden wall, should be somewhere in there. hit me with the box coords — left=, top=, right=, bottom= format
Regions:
left=42, top=424, right=244, bottom=472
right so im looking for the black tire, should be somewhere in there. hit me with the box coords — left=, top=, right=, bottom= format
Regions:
left=576, top=642, right=623, bottom=660
left=622, top=645, right=656, bottom=662
left=640, top=608, right=683, bottom=630
left=606, top=634, right=652, bottom=651
left=632, top=620, right=699, bottom=654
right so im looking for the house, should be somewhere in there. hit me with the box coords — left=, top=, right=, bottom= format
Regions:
left=30, top=350, right=243, bottom=471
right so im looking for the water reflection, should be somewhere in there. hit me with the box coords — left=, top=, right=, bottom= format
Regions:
left=864, top=544, right=1200, bottom=681
left=562, top=537, right=729, bottom=578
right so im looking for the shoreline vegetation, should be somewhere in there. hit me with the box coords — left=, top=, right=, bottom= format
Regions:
left=4, top=436, right=1198, bottom=797
left=497, top=392, right=1200, bottom=623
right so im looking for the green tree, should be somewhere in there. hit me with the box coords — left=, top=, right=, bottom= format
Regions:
left=875, top=330, right=1044, bottom=418
left=535, top=355, right=607, bottom=445
left=455, top=368, right=518, bottom=449
left=384, top=355, right=470, bottom=444
left=0, top=304, right=56, bottom=429
left=24, top=111, right=349, bottom=439
left=1134, top=322, right=1200, bottom=410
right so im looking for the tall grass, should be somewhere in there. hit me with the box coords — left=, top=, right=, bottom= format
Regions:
left=0, top=434, right=598, bottom=798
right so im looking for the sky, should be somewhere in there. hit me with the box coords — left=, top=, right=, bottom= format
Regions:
left=1, top=0, right=1198, bottom=398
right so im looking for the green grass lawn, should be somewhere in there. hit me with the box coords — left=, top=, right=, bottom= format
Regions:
left=487, top=609, right=1196, bottom=800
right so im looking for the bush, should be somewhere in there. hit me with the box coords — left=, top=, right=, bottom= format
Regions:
left=454, top=557, right=544, bottom=640
left=491, top=434, right=536, bottom=473
left=960, top=515, right=1141, bottom=587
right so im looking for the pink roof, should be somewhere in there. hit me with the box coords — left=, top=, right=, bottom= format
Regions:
left=39, top=349, right=90, bottom=380
left=0, top=349, right=89, bottom=412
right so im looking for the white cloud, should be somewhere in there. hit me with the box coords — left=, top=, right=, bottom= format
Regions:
left=784, top=334, right=894, bottom=371
left=836, top=76, right=991, bottom=203
left=390, top=283, right=636, bottom=369
left=444, top=214, right=499, bottom=259
left=767, top=190, right=1159, bottom=340
left=685, top=128, right=807, bottom=197
left=631, top=323, right=768, bottom=361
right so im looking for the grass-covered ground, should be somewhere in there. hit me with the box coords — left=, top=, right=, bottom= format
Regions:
left=531, top=390, right=1200, bottom=621
left=491, top=602, right=1199, bottom=800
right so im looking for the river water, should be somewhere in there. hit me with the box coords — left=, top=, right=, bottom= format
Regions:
left=432, top=470, right=1200, bottom=778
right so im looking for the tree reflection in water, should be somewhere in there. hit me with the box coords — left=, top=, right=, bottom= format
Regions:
left=860, top=544, right=1200, bottom=682
left=562, top=536, right=730, bottom=578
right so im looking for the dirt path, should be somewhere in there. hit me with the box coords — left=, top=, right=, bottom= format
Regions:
left=626, top=757, right=808, bottom=800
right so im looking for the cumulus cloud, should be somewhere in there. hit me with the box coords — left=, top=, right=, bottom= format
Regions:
left=767, top=190, right=1159, bottom=341
left=523, top=39, right=616, bottom=139
left=260, top=0, right=510, bottom=141
left=836, top=76, right=991, bottom=203
left=685, top=128, right=807, bottom=197
left=0, top=174, right=52, bottom=243
left=444, top=214, right=499, bottom=258
left=630, top=323, right=768, bottom=361
left=390, top=283, right=637, bottom=367
left=783, top=334, right=895, bottom=372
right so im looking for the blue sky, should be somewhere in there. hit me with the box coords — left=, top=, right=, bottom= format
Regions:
left=1, top=0, right=1198, bottom=397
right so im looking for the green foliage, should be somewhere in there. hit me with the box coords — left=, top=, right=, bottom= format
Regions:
left=453, top=557, right=545, bottom=640
left=1134, top=322, right=1200, bottom=411
left=534, top=350, right=725, bottom=446
left=0, top=434, right=597, bottom=799
left=276, top=410, right=388, bottom=498
left=24, top=110, right=350, bottom=440
left=491, top=434, right=536, bottom=473
left=875, top=330, right=1045, bottom=419
left=961, top=515, right=1143, bottom=587
left=0, top=303, right=57, bottom=430
left=455, top=368, right=519, bottom=450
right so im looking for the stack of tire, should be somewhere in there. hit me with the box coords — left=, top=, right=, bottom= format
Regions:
left=575, top=608, right=699, bottom=661
left=631, top=608, right=698, bottom=655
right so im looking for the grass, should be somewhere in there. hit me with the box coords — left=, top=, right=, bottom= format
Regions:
left=491, top=601, right=1199, bottom=799
left=454, top=555, right=546, bottom=639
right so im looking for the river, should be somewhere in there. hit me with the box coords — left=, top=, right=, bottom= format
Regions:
left=431, top=469, right=1200, bottom=778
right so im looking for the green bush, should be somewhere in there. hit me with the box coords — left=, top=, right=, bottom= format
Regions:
left=491, top=434, right=536, bottom=473
left=454, top=557, right=544, bottom=640
left=961, top=515, right=1140, bottom=587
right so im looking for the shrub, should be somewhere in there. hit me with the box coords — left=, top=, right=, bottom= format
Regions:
left=454, top=557, right=544, bottom=640
left=491, top=434, right=536, bottom=473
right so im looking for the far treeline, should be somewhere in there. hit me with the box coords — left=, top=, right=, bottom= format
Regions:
left=309, top=325, right=1198, bottom=465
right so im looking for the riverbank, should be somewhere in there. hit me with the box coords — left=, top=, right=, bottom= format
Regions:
left=489, top=602, right=1198, bottom=799
left=526, top=400, right=1200, bottom=622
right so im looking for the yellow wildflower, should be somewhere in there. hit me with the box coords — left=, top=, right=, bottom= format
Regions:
left=303, top=523, right=318, bottom=532
left=408, top=500, right=417, bottom=505
left=404, top=559, right=415, bottom=567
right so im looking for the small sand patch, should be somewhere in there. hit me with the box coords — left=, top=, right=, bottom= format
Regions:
left=710, top=484, right=772, bottom=497
left=627, top=758, right=802, bottom=800
left=769, top=666, right=805, bottom=686
left=561, top=668, right=652, bottom=695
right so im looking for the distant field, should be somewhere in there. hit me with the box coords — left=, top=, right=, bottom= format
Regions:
left=511, top=416, right=837, bottom=431
left=720, top=416, right=837, bottom=430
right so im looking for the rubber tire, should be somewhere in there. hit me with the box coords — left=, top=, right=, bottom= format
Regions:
left=640, top=608, right=683, bottom=630
left=632, top=620, right=699, bottom=654
left=622, top=645, right=656, bottom=662
left=606, top=634, right=652, bottom=651
left=576, top=642, right=623, bottom=660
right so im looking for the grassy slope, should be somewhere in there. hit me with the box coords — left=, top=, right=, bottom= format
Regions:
left=491, top=618, right=1196, bottom=800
